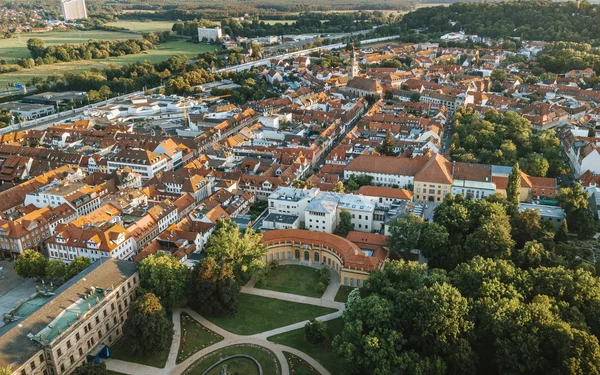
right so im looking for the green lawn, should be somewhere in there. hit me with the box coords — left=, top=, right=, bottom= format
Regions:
left=105, top=20, right=178, bottom=33
left=177, top=313, right=224, bottom=364
left=183, top=344, right=280, bottom=375
left=0, top=40, right=218, bottom=88
left=205, top=357, right=259, bottom=375
left=269, top=318, right=345, bottom=375
left=106, top=371, right=129, bottom=375
left=200, top=294, right=337, bottom=335
left=334, top=286, right=356, bottom=303
left=110, top=324, right=173, bottom=369
left=285, top=352, right=322, bottom=375
left=255, top=265, right=325, bottom=298
left=0, top=30, right=142, bottom=62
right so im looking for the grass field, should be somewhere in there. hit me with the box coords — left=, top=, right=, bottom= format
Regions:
left=200, top=294, right=337, bottom=336
left=0, top=30, right=142, bottom=62
left=105, top=20, right=177, bottom=33
left=334, top=286, right=356, bottom=303
left=110, top=332, right=173, bottom=368
left=184, top=344, right=280, bottom=375
left=177, top=313, right=224, bottom=364
left=270, top=318, right=345, bottom=375
left=0, top=40, right=218, bottom=88
left=255, top=265, right=325, bottom=298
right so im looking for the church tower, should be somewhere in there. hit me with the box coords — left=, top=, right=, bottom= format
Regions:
left=348, top=46, right=359, bottom=80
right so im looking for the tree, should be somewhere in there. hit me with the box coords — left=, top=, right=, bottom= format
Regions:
left=419, top=223, right=450, bottom=269
left=27, top=38, right=46, bottom=58
left=506, top=163, right=521, bottom=205
left=378, top=131, right=395, bottom=156
left=205, top=220, right=266, bottom=283
left=388, top=214, right=425, bottom=256
left=98, top=85, right=112, bottom=101
left=332, top=181, right=345, bottom=193
left=554, top=219, right=569, bottom=242
left=66, top=256, right=91, bottom=279
left=335, top=209, right=354, bottom=237
left=186, top=257, right=239, bottom=315
left=71, top=362, right=107, bottom=375
left=511, top=208, right=542, bottom=248
left=45, top=260, right=67, bottom=284
left=139, top=253, right=188, bottom=310
left=517, top=240, right=549, bottom=269
left=304, top=318, right=327, bottom=345
left=123, top=293, right=173, bottom=356
left=490, top=69, right=507, bottom=82
left=557, top=183, right=597, bottom=239
left=520, top=153, right=549, bottom=177
left=14, top=250, right=47, bottom=279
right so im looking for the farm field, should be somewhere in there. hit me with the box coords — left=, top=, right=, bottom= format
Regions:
left=0, top=40, right=218, bottom=88
left=0, top=30, right=142, bottom=63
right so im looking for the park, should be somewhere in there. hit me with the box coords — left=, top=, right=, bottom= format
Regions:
left=106, top=259, right=353, bottom=375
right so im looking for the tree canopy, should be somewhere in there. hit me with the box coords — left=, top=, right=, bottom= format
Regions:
left=123, top=293, right=173, bottom=356
left=139, top=253, right=188, bottom=310
left=204, top=219, right=266, bottom=283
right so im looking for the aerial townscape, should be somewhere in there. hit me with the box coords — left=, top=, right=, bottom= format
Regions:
left=1, top=0, right=600, bottom=374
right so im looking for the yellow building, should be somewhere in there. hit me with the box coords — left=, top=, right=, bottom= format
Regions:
left=413, top=153, right=453, bottom=202
left=261, top=229, right=388, bottom=288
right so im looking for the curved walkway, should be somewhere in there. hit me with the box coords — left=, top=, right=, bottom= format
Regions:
left=105, top=281, right=343, bottom=375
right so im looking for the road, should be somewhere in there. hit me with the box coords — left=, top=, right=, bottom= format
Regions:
left=0, top=34, right=400, bottom=134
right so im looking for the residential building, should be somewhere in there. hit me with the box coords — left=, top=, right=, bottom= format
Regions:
left=107, top=148, right=169, bottom=180
left=197, top=27, right=222, bottom=42
left=0, top=204, right=76, bottom=258
left=61, top=0, right=87, bottom=20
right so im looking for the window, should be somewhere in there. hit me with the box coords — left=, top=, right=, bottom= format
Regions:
left=103, top=310, right=107, bottom=318
left=106, top=323, right=110, bottom=331
left=60, top=364, right=65, bottom=373
left=57, top=348, right=62, bottom=357
left=67, top=340, right=71, bottom=349
left=76, top=333, right=80, bottom=341
left=31, top=361, right=36, bottom=370
left=70, top=355, right=74, bottom=365
left=79, top=348, right=83, bottom=356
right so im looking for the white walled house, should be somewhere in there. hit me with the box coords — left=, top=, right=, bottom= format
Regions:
left=107, top=148, right=169, bottom=180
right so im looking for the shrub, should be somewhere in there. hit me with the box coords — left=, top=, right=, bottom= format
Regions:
left=304, top=318, right=326, bottom=345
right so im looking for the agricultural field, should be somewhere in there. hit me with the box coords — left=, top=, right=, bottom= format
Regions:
left=0, top=30, right=142, bottom=63
left=0, top=40, right=218, bottom=88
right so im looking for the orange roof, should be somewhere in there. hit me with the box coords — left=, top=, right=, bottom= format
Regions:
left=261, top=229, right=385, bottom=271
left=414, top=153, right=453, bottom=185
left=357, top=186, right=413, bottom=200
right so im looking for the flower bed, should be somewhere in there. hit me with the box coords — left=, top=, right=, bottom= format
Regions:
left=285, top=352, right=321, bottom=375
left=177, top=313, right=224, bottom=364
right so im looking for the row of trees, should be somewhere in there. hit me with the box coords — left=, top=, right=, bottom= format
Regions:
left=14, top=249, right=92, bottom=285
left=22, top=33, right=167, bottom=68
left=450, top=107, right=568, bottom=178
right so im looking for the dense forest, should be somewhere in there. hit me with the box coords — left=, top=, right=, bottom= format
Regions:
left=450, top=107, right=569, bottom=178
left=401, top=1, right=600, bottom=44
left=336, top=184, right=600, bottom=374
